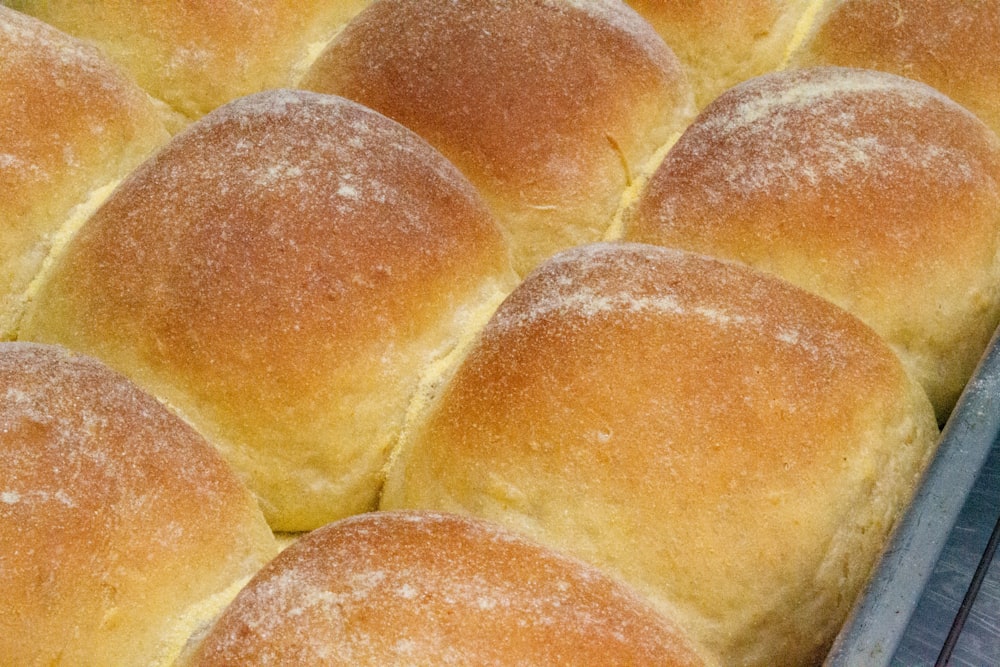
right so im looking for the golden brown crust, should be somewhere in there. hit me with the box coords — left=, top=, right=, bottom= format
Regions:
left=0, top=342, right=277, bottom=667
left=302, top=0, right=694, bottom=274
left=623, top=66, right=1000, bottom=421
left=791, top=0, right=1000, bottom=138
left=188, top=510, right=710, bottom=666
left=19, top=89, right=518, bottom=531
left=382, top=242, right=939, bottom=667
left=6, top=0, right=371, bottom=119
left=0, top=6, right=169, bottom=336
left=624, top=0, right=811, bottom=107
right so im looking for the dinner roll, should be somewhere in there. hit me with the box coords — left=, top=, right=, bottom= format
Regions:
left=0, top=6, right=169, bottom=338
left=382, top=243, right=940, bottom=667
left=623, top=0, right=813, bottom=108
left=790, top=0, right=1000, bottom=139
left=183, top=510, right=711, bottom=666
left=622, top=66, right=1000, bottom=422
left=301, top=0, right=695, bottom=275
left=0, top=342, right=277, bottom=667
left=18, top=89, right=518, bottom=532
left=4, top=0, right=371, bottom=122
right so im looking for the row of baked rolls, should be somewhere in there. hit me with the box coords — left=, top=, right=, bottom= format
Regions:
left=619, top=65, right=1000, bottom=423
left=1, top=0, right=822, bottom=126
left=2, top=2, right=992, bottom=666
left=0, top=241, right=943, bottom=666
left=0, top=342, right=712, bottom=666
left=17, top=89, right=520, bottom=533
left=2, top=0, right=372, bottom=124
left=0, top=6, right=169, bottom=338
left=179, top=510, right=711, bottom=666
left=381, top=241, right=940, bottom=666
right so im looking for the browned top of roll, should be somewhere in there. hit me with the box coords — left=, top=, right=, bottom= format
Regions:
left=19, top=89, right=517, bottom=531
left=7, top=0, right=370, bottom=120
left=383, top=242, right=939, bottom=666
left=791, top=0, right=1000, bottom=138
left=623, top=66, right=1000, bottom=421
left=0, top=342, right=277, bottom=667
left=302, top=0, right=694, bottom=273
left=0, top=6, right=169, bottom=335
left=188, top=510, right=711, bottom=666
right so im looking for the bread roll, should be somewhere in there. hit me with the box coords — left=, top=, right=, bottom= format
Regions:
left=184, top=510, right=711, bottom=666
left=0, top=342, right=277, bottom=667
left=0, top=6, right=169, bottom=337
left=382, top=242, right=940, bottom=667
left=623, top=0, right=812, bottom=107
left=18, top=89, right=518, bottom=532
left=790, top=0, right=1000, bottom=139
left=301, top=0, right=695, bottom=275
left=4, top=0, right=371, bottom=122
left=622, top=66, right=1000, bottom=422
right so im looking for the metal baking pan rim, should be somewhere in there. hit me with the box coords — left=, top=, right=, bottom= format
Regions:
left=824, top=326, right=1000, bottom=666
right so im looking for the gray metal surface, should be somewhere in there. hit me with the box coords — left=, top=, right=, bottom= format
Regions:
left=892, top=436, right=1000, bottom=666
left=825, top=332, right=1000, bottom=666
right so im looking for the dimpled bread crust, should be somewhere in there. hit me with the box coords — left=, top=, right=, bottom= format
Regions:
left=184, top=511, right=713, bottom=666
left=382, top=242, right=939, bottom=667
left=18, top=90, right=518, bottom=532
left=623, top=66, right=1000, bottom=422
left=0, top=342, right=277, bottom=667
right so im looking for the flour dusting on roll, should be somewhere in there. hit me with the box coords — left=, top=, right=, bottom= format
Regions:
left=184, top=510, right=712, bottom=666
left=623, top=66, right=1000, bottom=422
left=383, top=242, right=939, bottom=667
left=302, top=0, right=695, bottom=274
left=5, top=0, right=372, bottom=122
left=18, top=89, right=518, bottom=532
left=0, top=6, right=169, bottom=337
left=0, top=342, right=277, bottom=667
left=790, top=0, right=1000, bottom=139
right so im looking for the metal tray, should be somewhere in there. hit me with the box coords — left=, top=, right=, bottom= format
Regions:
left=826, top=329, right=1000, bottom=665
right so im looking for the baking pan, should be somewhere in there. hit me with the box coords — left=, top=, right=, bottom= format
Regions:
left=825, top=328, right=1000, bottom=665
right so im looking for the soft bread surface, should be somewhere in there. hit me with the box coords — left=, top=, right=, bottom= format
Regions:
left=0, top=6, right=169, bottom=337
left=0, top=342, right=277, bottom=667
left=623, top=66, right=1000, bottom=422
left=623, top=0, right=812, bottom=108
left=382, top=242, right=940, bottom=667
left=18, top=89, right=518, bottom=532
left=4, top=0, right=371, bottom=122
left=791, top=0, right=1000, bottom=139
left=186, top=510, right=711, bottom=666
left=302, top=0, right=695, bottom=275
